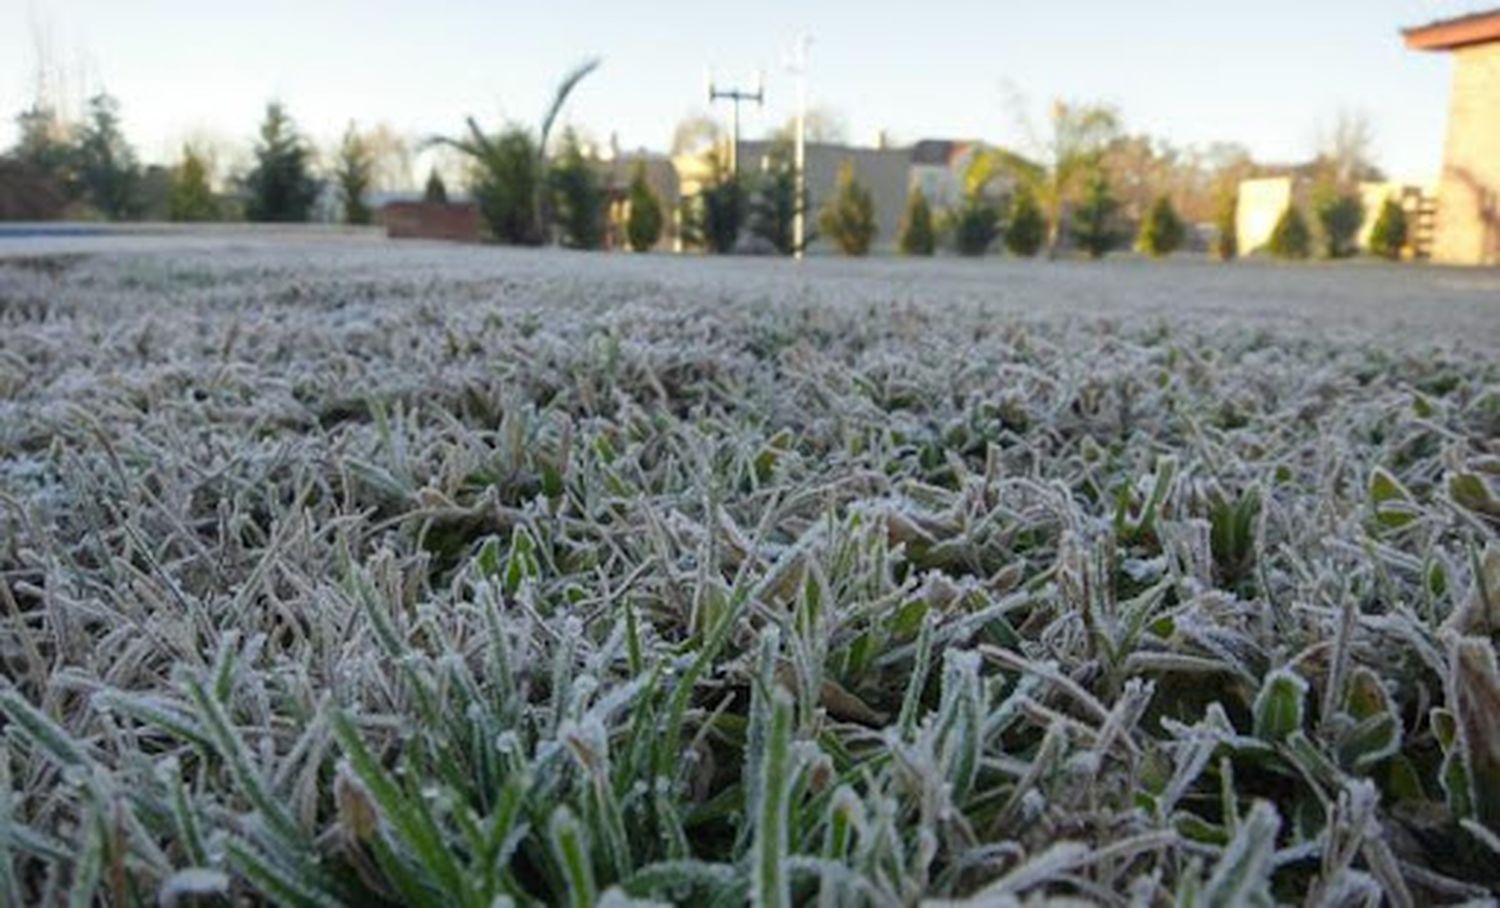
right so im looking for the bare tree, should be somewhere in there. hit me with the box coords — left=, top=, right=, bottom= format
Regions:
left=1316, top=109, right=1381, bottom=187
left=974, top=99, right=1120, bottom=256
left=772, top=106, right=848, bottom=144
left=363, top=123, right=415, bottom=193
left=671, top=113, right=722, bottom=157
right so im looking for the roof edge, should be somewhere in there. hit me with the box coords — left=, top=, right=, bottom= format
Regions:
left=1403, top=8, right=1500, bottom=51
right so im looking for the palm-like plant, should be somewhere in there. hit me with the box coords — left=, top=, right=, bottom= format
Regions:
left=432, top=58, right=601, bottom=245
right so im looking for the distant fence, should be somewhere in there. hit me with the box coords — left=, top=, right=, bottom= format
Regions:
left=382, top=202, right=481, bottom=243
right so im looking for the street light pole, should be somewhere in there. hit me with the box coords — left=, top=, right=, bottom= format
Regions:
left=787, top=35, right=812, bottom=260
left=707, top=70, right=764, bottom=181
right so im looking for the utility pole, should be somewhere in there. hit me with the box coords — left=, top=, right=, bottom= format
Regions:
left=786, top=35, right=812, bottom=259
left=707, top=69, right=764, bottom=180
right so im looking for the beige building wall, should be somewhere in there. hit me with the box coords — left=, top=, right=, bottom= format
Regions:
left=1433, top=41, right=1500, bottom=265
left=1236, top=177, right=1295, bottom=254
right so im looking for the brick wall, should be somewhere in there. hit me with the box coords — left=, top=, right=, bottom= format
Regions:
left=1433, top=42, right=1500, bottom=265
left=382, top=202, right=482, bottom=243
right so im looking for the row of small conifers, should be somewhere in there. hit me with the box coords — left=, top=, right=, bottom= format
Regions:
left=0, top=56, right=1411, bottom=262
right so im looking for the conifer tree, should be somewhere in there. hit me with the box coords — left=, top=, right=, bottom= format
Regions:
left=423, top=168, right=449, bottom=204
left=625, top=161, right=664, bottom=252
left=1368, top=197, right=1408, bottom=261
left=168, top=145, right=218, bottom=221
left=243, top=102, right=319, bottom=222
left=1313, top=188, right=1363, bottom=259
left=1136, top=195, right=1185, bottom=257
left=949, top=195, right=1000, bottom=256
left=1004, top=187, right=1046, bottom=257
left=1071, top=168, right=1119, bottom=259
left=747, top=141, right=805, bottom=255
left=547, top=129, right=604, bottom=249
left=682, top=169, right=743, bottom=254
left=1213, top=188, right=1238, bottom=261
left=818, top=160, right=876, bottom=256
left=897, top=187, right=936, bottom=256
left=335, top=123, right=375, bottom=225
left=75, top=93, right=141, bottom=220
left=1266, top=205, right=1311, bottom=259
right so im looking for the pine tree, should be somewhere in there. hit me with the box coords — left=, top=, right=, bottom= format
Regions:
left=818, top=160, right=877, bottom=256
left=75, top=93, right=141, bottom=220
left=1071, top=168, right=1119, bottom=259
left=547, top=129, right=604, bottom=250
left=1004, top=187, right=1046, bottom=257
left=168, top=145, right=218, bottom=221
left=1266, top=205, right=1311, bottom=259
left=625, top=161, right=664, bottom=252
left=950, top=195, right=1000, bottom=256
left=423, top=168, right=449, bottom=204
left=1212, top=188, right=1238, bottom=261
left=1136, top=195, right=1185, bottom=258
left=335, top=124, right=374, bottom=225
left=897, top=187, right=936, bottom=256
left=243, top=102, right=319, bottom=222
left=1368, top=197, right=1408, bottom=261
left=1313, top=188, right=1364, bottom=259
left=747, top=141, right=805, bottom=255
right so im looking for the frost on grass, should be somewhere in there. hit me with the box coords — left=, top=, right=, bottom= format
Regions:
left=1, top=247, right=1499, bottom=905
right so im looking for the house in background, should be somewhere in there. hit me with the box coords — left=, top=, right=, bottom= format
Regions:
left=1404, top=8, right=1500, bottom=265
left=909, top=140, right=982, bottom=210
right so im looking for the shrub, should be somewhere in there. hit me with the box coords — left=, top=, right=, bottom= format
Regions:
left=423, top=168, right=449, bottom=204
left=1213, top=188, right=1238, bottom=261
left=243, top=102, right=319, bottom=223
left=1071, top=168, right=1119, bottom=259
left=0, top=157, right=68, bottom=219
left=547, top=130, right=604, bottom=250
left=1266, top=206, right=1311, bottom=259
left=898, top=187, right=936, bottom=256
left=1004, top=187, right=1046, bottom=257
left=625, top=161, right=664, bottom=252
left=168, top=145, right=218, bottom=222
left=1314, top=189, right=1364, bottom=259
left=818, top=160, right=877, bottom=256
left=1136, top=195, right=1184, bottom=258
left=1368, top=197, right=1408, bottom=261
left=335, top=124, right=374, bottom=225
left=949, top=195, right=1000, bottom=257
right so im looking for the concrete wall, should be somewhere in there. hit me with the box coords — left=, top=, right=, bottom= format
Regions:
left=1433, top=41, right=1500, bottom=264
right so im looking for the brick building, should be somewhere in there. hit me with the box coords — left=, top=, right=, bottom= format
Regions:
left=1405, top=9, right=1500, bottom=265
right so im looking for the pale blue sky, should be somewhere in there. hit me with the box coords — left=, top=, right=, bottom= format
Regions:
left=1, top=1, right=1489, bottom=182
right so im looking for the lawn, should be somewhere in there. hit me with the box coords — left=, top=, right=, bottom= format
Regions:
left=1, top=243, right=1498, bottom=905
